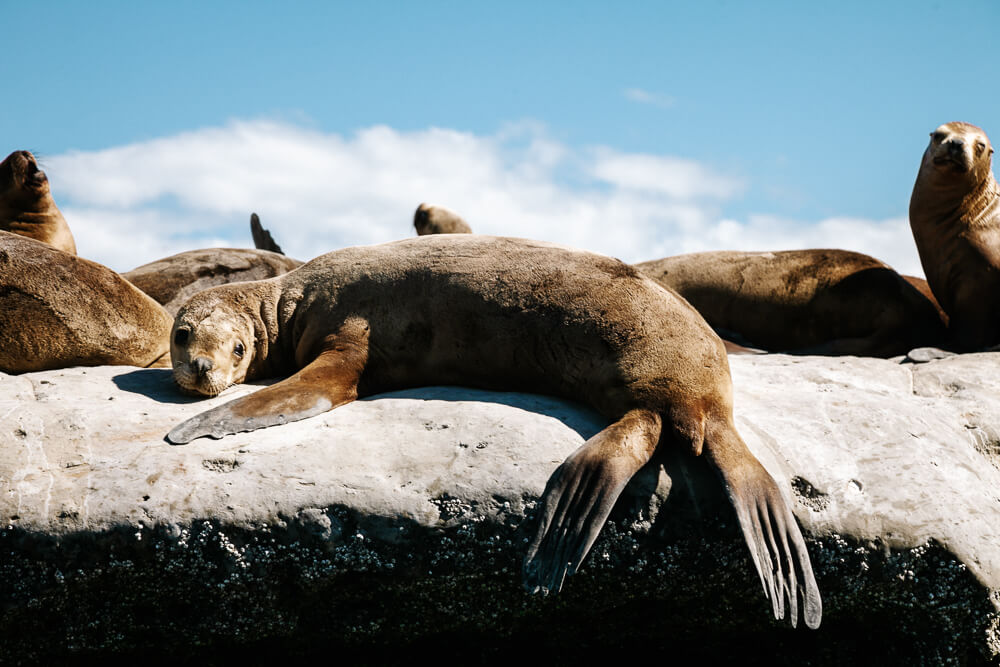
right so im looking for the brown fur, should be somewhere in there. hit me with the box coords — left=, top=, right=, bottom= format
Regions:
left=0, top=231, right=172, bottom=372
left=909, top=121, right=1000, bottom=350
left=0, top=151, right=76, bottom=255
left=124, top=247, right=303, bottom=316
left=166, top=235, right=821, bottom=629
left=902, top=275, right=949, bottom=327
left=636, top=249, right=947, bottom=357
left=413, top=202, right=472, bottom=235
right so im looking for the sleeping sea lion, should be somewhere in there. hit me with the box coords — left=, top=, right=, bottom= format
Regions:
left=123, top=215, right=303, bottom=316
left=635, top=249, right=947, bottom=357
left=413, top=203, right=472, bottom=235
left=0, top=150, right=76, bottom=255
left=165, top=235, right=821, bottom=629
left=0, top=231, right=171, bottom=372
left=909, top=121, right=1000, bottom=350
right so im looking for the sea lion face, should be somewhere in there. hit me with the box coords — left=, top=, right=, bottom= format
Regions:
left=171, top=297, right=256, bottom=396
left=0, top=151, right=50, bottom=213
left=921, top=122, right=994, bottom=186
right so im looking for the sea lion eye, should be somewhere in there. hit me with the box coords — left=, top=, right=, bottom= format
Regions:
left=976, top=141, right=986, bottom=155
left=234, top=342, right=245, bottom=358
left=173, top=328, right=190, bottom=345
left=932, top=131, right=946, bottom=142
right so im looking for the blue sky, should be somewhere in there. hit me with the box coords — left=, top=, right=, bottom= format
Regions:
left=3, top=1, right=998, bottom=273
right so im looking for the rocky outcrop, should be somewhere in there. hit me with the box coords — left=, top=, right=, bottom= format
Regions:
left=1, top=354, right=998, bottom=665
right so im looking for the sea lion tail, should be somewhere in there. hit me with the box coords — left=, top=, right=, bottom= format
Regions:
left=706, top=428, right=822, bottom=629
left=250, top=213, right=285, bottom=255
left=523, top=409, right=661, bottom=594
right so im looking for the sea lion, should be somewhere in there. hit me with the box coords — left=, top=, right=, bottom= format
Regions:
left=635, top=249, right=947, bottom=357
left=0, top=150, right=76, bottom=255
left=902, top=274, right=948, bottom=328
left=123, top=216, right=303, bottom=316
left=0, top=231, right=171, bottom=372
left=413, top=203, right=472, bottom=235
left=909, top=121, right=1000, bottom=350
left=165, top=235, right=821, bottom=629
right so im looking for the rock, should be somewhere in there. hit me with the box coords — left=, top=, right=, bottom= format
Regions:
left=1, top=355, right=999, bottom=665
left=904, top=347, right=957, bottom=364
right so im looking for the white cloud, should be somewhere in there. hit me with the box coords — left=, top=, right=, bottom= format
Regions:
left=43, top=119, right=924, bottom=278
left=623, top=88, right=676, bottom=109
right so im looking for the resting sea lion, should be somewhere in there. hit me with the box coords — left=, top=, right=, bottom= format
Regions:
left=0, top=150, right=76, bottom=255
left=902, top=274, right=948, bottom=328
left=909, top=121, right=1000, bottom=350
left=635, top=249, right=947, bottom=357
left=413, top=202, right=472, bottom=235
left=0, top=231, right=171, bottom=372
left=165, top=235, right=821, bottom=629
left=123, top=214, right=303, bottom=316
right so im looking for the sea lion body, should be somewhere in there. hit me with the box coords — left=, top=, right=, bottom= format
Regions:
left=636, top=249, right=946, bottom=356
left=0, top=231, right=171, bottom=372
left=909, top=121, right=1000, bottom=350
left=167, top=235, right=820, bottom=628
left=413, top=203, right=472, bottom=235
left=0, top=150, right=76, bottom=255
left=124, top=247, right=303, bottom=316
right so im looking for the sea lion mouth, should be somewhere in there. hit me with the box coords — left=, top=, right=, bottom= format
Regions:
left=173, top=362, right=232, bottom=397
left=931, top=155, right=968, bottom=172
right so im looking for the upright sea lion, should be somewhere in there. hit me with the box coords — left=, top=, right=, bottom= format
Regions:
left=413, top=203, right=472, bottom=235
left=909, top=121, right=1000, bottom=350
left=165, top=235, right=821, bottom=629
left=0, top=150, right=76, bottom=255
left=636, top=249, right=947, bottom=357
left=123, top=215, right=303, bottom=316
left=0, top=231, right=171, bottom=372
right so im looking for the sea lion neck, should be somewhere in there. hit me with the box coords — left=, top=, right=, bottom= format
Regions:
left=910, top=158, right=993, bottom=226
left=242, top=280, right=290, bottom=381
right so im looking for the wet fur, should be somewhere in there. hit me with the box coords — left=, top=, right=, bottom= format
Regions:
left=167, top=235, right=821, bottom=628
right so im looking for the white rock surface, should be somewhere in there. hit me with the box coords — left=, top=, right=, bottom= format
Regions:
left=1, top=353, right=999, bottom=663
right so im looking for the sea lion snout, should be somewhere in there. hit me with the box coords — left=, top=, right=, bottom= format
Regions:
left=192, top=357, right=213, bottom=377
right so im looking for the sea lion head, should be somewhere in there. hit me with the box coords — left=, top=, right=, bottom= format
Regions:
left=171, top=287, right=259, bottom=396
left=919, top=122, right=994, bottom=189
left=413, top=202, right=472, bottom=235
left=0, top=150, right=51, bottom=213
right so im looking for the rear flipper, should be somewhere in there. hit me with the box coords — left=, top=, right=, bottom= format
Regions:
left=250, top=212, right=285, bottom=254
left=167, top=339, right=366, bottom=444
left=708, top=442, right=822, bottom=629
left=523, top=409, right=661, bottom=594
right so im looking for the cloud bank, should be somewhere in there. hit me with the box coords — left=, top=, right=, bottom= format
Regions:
left=44, top=120, right=922, bottom=277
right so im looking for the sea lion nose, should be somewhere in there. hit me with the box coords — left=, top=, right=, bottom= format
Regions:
left=192, top=357, right=214, bottom=377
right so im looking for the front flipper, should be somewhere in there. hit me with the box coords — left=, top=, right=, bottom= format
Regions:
left=167, top=333, right=368, bottom=444
left=707, top=428, right=822, bottom=629
left=523, top=409, right=661, bottom=594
